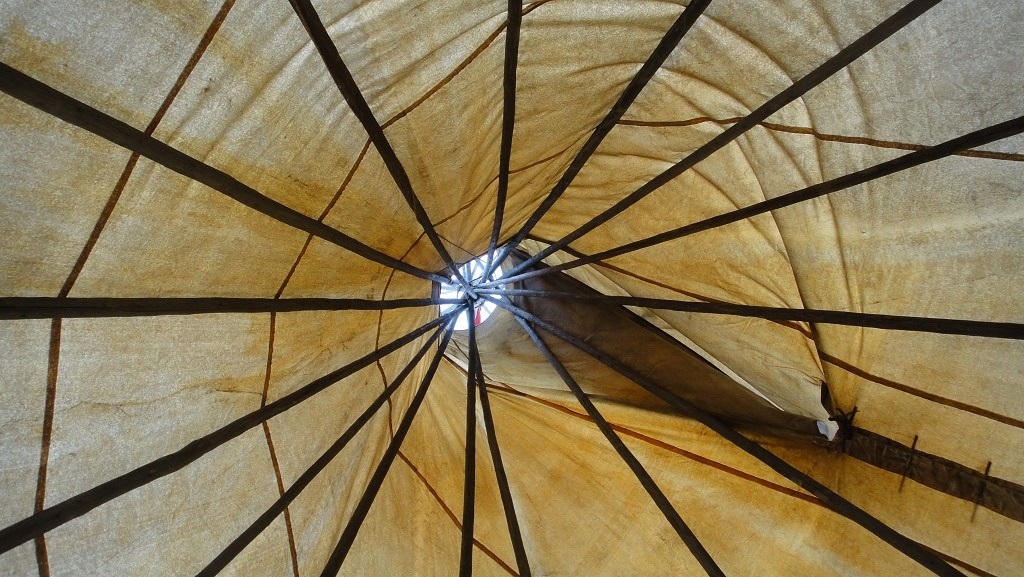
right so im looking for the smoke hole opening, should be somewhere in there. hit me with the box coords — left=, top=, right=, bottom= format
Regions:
left=438, top=254, right=503, bottom=331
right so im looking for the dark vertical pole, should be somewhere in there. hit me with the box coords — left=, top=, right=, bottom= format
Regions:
left=319, top=327, right=455, bottom=576
left=512, top=316, right=725, bottom=577
left=483, top=0, right=523, bottom=280
left=460, top=310, right=479, bottom=577
left=471, top=329, right=532, bottom=576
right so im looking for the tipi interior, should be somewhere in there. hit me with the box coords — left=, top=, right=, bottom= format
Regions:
left=1, top=0, right=1023, bottom=575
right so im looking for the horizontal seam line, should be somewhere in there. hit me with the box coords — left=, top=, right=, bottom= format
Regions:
left=618, top=117, right=1024, bottom=162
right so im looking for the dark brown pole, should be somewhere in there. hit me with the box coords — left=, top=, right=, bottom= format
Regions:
left=484, top=0, right=714, bottom=277
left=475, top=289, right=1024, bottom=340
left=0, top=62, right=448, bottom=285
left=496, top=0, right=942, bottom=281
left=319, top=327, right=455, bottom=576
left=285, top=0, right=474, bottom=294
left=460, top=311, right=479, bottom=577
left=483, top=0, right=524, bottom=279
left=470, top=328, right=532, bottom=576
left=485, top=296, right=965, bottom=577
left=0, top=307, right=464, bottom=555
left=513, top=315, right=725, bottom=575
left=196, top=325, right=446, bottom=576
left=480, top=115, right=1024, bottom=288
left=0, top=296, right=462, bottom=320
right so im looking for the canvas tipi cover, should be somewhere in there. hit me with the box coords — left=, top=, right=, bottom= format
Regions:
left=1, top=0, right=1022, bottom=575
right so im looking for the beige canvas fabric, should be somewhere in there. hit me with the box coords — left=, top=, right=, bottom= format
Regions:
left=1, top=0, right=1022, bottom=575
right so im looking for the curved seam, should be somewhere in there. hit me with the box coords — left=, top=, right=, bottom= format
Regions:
left=380, top=0, right=560, bottom=132
left=698, top=12, right=797, bottom=87
left=285, top=0, right=564, bottom=289
left=58, top=0, right=238, bottom=297
left=617, top=117, right=1024, bottom=161
left=485, top=381, right=817, bottom=502
left=747, top=112, right=830, bottom=379
left=396, top=451, right=519, bottom=577
left=376, top=233, right=431, bottom=437
left=526, top=234, right=1024, bottom=431
left=275, top=139, right=371, bottom=299
left=482, top=382, right=1002, bottom=577
left=818, top=352, right=1024, bottom=430
left=30, top=6, right=239, bottom=573
left=427, top=141, right=580, bottom=249
left=259, top=312, right=301, bottom=577
left=529, top=234, right=815, bottom=337
left=32, top=318, right=61, bottom=577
